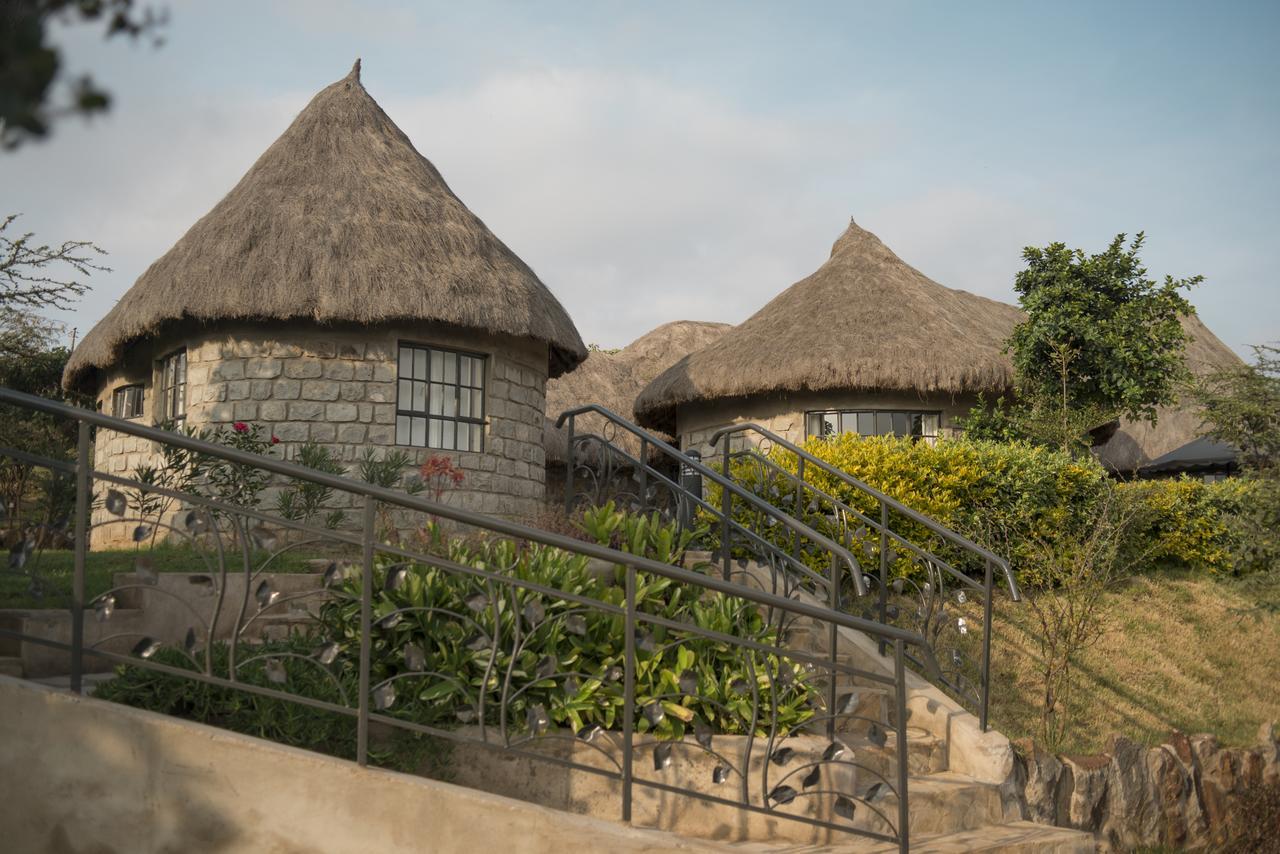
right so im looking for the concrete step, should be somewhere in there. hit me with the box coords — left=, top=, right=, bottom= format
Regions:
left=0, top=655, right=22, bottom=678
left=860, top=820, right=1095, bottom=853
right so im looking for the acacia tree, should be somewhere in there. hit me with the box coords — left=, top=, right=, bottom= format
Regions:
left=0, top=213, right=108, bottom=313
left=966, top=233, right=1199, bottom=453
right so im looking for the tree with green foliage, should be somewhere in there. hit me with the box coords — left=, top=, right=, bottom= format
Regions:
left=965, top=233, right=1199, bottom=453
left=1, top=0, right=166, bottom=150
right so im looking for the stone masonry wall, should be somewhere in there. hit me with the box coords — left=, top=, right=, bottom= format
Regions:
left=90, top=321, right=549, bottom=548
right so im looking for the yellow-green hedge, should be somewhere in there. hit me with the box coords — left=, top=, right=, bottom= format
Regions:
left=1116, top=477, right=1254, bottom=574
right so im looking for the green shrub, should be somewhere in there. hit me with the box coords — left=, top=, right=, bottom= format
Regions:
left=1115, top=477, right=1254, bottom=574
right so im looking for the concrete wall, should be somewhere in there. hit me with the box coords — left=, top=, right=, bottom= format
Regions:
left=91, top=321, right=550, bottom=547
left=0, top=676, right=735, bottom=854
left=675, top=389, right=980, bottom=456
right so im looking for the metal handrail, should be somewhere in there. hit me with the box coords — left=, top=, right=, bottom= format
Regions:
left=0, top=386, right=922, bottom=850
left=709, top=422, right=1020, bottom=600
left=555, top=404, right=868, bottom=597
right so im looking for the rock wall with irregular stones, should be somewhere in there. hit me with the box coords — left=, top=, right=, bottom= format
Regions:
left=90, top=321, right=549, bottom=547
left=1012, top=724, right=1280, bottom=851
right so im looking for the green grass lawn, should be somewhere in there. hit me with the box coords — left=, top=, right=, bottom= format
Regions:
left=988, top=568, right=1280, bottom=755
left=0, top=543, right=349, bottom=610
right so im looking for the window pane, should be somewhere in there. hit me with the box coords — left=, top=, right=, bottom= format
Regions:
left=892, top=412, right=909, bottom=436
left=399, top=347, right=413, bottom=378
left=441, top=419, right=456, bottom=449
left=910, top=413, right=923, bottom=437
left=430, top=350, right=443, bottom=382
left=857, top=412, right=875, bottom=436
left=428, top=383, right=444, bottom=415
left=471, top=388, right=484, bottom=417
left=443, top=352, right=457, bottom=384
left=839, top=412, right=858, bottom=434
left=922, top=413, right=939, bottom=436
left=398, top=379, right=412, bottom=409
left=875, top=413, right=892, bottom=435
left=396, top=415, right=411, bottom=445
left=460, top=357, right=472, bottom=387
left=411, top=417, right=427, bottom=447
left=459, top=389, right=471, bottom=418
left=805, top=413, right=822, bottom=437
left=412, top=381, right=427, bottom=412
left=471, top=424, right=483, bottom=450
left=428, top=418, right=442, bottom=448
left=456, top=424, right=471, bottom=451
left=176, top=352, right=186, bottom=383
left=411, top=348, right=426, bottom=381
left=443, top=387, right=457, bottom=417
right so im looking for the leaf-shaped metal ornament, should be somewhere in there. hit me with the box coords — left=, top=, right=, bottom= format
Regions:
left=264, top=658, right=287, bottom=685
left=526, top=703, right=549, bottom=735
left=837, top=691, right=860, bottom=715
left=605, top=666, right=623, bottom=682
left=132, top=637, right=162, bottom=659
left=184, top=627, right=198, bottom=655
left=854, top=526, right=868, bottom=540
left=373, top=682, right=396, bottom=710
left=730, top=678, right=749, bottom=696
left=769, top=785, right=797, bottom=806
left=377, top=611, right=404, bottom=630
left=866, top=782, right=888, bottom=802
left=135, top=556, right=158, bottom=585
left=249, top=525, right=277, bottom=551
left=188, top=575, right=215, bottom=595
left=465, top=633, right=491, bottom=651
left=8, top=540, right=31, bottom=570
left=562, top=674, right=581, bottom=696
left=576, top=723, right=602, bottom=742
left=643, top=702, right=665, bottom=727
left=694, top=720, right=713, bottom=750
left=564, top=614, right=587, bottom=636
left=455, top=707, right=477, bottom=724
left=770, top=746, right=795, bottom=765
left=635, top=629, right=654, bottom=653
left=823, top=740, right=847, bottom=762
left=952, top=649, right=964, bottom=667
left=956, top=590, right=968, bottom=605
left=522, top=600, right=545, bottom=627
left=94, top=594, right=116, bottom=622
left=464, top=592, right=488, bottom=613
left=712, top=764, right=730, bottom=784
left=535, top=655, right=557, bottom=680
left=802, top=765, right=822, bottom=789
left=323, top=562, right=346, bottom=587
left=132, top=525, right=151, bottom=543
left=867, top=722, right=887, bottom=748
left=957, top=617, right=969, bottom=636
left=834, top=795, right=857, bottom=821
left=403, top=643, right=426, bottom=672
left=678, top=669, right=698, bottom=697
left=384, top=564, right=410, bottom=592
left=183, top=510, right=207, bottom=533
left=104, top=490, right=127, bottom=516
left=891, top=577, right=905, bottom=595
left=885, top=604, right=900, bottom=620
left=255, top=580, right=279, bottom=609
left=314, top=642, right=340, bottom=666
left=653, top=742, right=673, bottom=771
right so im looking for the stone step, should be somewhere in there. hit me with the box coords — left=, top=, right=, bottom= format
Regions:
left=0, top=656, right=22, bottom=678
left=859, top=820, right=1095, bottom=853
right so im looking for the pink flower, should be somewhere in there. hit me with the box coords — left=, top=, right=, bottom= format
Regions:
left=270, top=435, right=280, bottom=445
left=450, top=470, right=465, bottom=486
left=233, top=422, right=249, bottom=433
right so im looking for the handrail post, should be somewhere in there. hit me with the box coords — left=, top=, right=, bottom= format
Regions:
left=878, top=501, right=889, bottom=656
left=69, top=421, right=90, bottom=695
left=638, top=437, right=648, bottom=514
left=357, top=496, right=375, bottom=766
left=564, top=414, right=576, bottom=515
left=893, top=638, right=910, bottom=854
left=622, top=563, right=637, bottom=823
left=792, top=455, right=805, bottom=561
left=981, top=558, right=994, bottom=732
left=827, top=551, right=841, bottom=741
left=721, top=440, right=732, bottom=581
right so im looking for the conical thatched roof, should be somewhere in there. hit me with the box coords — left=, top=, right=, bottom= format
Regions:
left=64, top=60, right=586, bottom=390
left=634, top=220, right=1025, bottom=432
left=544, top=320, right=731, bottom=463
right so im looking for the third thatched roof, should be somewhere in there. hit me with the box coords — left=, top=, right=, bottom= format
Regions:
left=544, top=320, right=731, bottom=463
left=64, top=60, right=585, bottom=390
left=634, top=220, right=1025, bottom=432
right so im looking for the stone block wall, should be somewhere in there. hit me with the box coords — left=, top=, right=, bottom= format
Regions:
left=89, top=321, right=550, bottom=548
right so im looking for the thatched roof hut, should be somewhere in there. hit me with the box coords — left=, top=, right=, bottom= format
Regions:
left=64, top=60, right=585, bottom=392
left=634, top=220, right=1024, bottom=434
left=544, top=320, right=730, bottom=463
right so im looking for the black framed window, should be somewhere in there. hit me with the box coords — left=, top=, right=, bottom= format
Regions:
left=806, top=409, right=940, bottom=444
left=395, top=344, right=485, bottom=451
left=111, top=384, right=145, bottom=419
left=157, top=349, right=187, bottom=422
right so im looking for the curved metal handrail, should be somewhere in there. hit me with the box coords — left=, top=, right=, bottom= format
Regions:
left=709, top=422, right=1020, bottom=600
left=555, top=404, right=867, bottom=597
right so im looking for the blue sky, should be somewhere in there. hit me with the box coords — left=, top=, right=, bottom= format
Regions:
left=5, top=0, right=1278, bottom=355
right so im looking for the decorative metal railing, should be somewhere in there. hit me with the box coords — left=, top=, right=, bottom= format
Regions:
left=708, top=423, right=1021, bottom=731
left=0, top=388, right=932, bottom=851
left=555, top=404, right=868, bottom=601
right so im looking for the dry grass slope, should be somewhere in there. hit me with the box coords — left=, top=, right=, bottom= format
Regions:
left=989, top=570, right=1280, bottom=754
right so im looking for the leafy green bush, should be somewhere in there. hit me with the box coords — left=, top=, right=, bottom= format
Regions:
left=1115, top=477, right=1255, bottom=574
left=318, top=517, right=817, bottom=740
